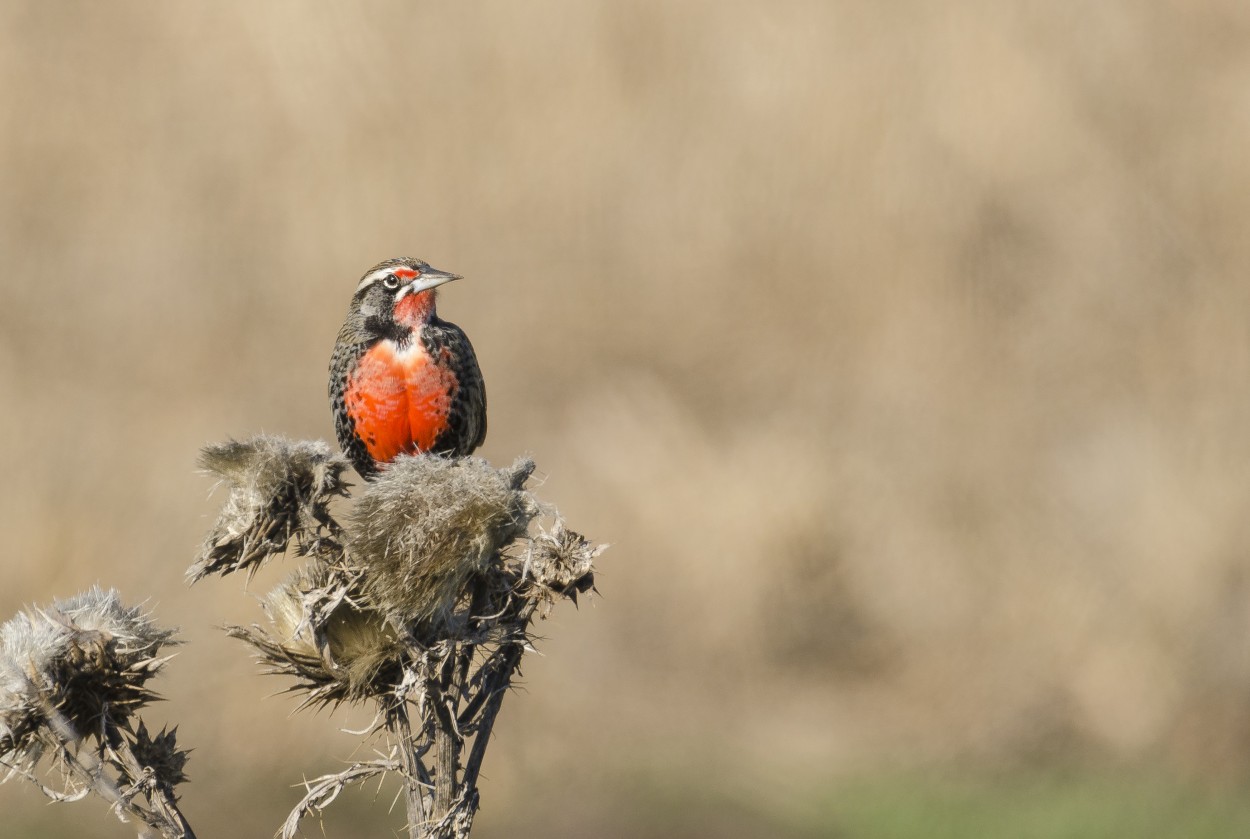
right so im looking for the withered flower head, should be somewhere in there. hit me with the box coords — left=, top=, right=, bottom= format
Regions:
left=228, top=561, right=403, bottom=708
left=129, top=720, right=190, bottom=788
left=525, top=520, right=603, bottom=601
left=0, top=588, right=178, bottom=762
left=347, top=455, right=540, bottom=631
left=189, top=435, right=350, bottom=582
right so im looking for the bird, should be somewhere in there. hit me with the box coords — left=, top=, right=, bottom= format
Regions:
left=329, top=257, right=487, bottom=479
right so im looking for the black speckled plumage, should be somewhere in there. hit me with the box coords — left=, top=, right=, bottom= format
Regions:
left=328, top=258, right=487, bottom=479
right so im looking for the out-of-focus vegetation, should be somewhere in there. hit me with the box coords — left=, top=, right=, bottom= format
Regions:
left=818, top=772, right=1250, bottom=839
left=3, top=1, right=1250, bottom=836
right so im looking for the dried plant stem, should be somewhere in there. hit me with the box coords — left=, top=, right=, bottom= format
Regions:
left=281, top=760, right=398, bottom=839
left=432, top=712, right=458, bottom=824
left=31, top=697, right=197, bottom=839
left=460, top=650, right=518, bottom=795
left=45, top=737, right=190, bottom=839
left=107, top=726, right=197, bottom=839
left=461, top=605, right=536, bottom=794
left=405, top=588, right=545, bottom=839
left=432, top=655, right=460, bottom=825
left=390, top=701, right=430, bottom=838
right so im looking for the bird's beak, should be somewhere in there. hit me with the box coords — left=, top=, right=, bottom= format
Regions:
left=408, top=267, right=462, bottom=295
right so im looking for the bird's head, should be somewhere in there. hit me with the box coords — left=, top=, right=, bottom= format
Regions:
left=351, top=257, right=462, bottom=335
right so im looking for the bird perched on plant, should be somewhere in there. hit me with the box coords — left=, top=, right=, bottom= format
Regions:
left=329, top=257, right=486, bottom=479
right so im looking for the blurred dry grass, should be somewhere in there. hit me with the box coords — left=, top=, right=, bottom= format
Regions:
left=4, top=1, right=1250, bottom=836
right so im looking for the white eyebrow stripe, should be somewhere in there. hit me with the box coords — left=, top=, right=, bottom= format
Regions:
left=356, top=267, right=398, bottom=293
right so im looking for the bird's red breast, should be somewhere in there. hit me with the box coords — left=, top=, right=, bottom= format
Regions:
left=344, top=339, right=458, bottom=464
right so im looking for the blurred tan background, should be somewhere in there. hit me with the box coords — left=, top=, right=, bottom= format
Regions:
left=4, top=2, right=1250, bottom=837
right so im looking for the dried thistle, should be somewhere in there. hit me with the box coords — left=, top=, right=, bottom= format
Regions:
left=524, top=520, right=603, bottom=602
left=193, top=437, right=606, bottom=839
left=347, top=455, right=540, bottom=631
left=227, top=561, right=404, bottom=708
left=128, top=720, right=190, bottom=788
left=0, top=612, right=63, bottom=758
left=0, top=587, right=177, bottom=763
left=188, top=435, right=349, bottom=582
left=0, top=589, right=193, bottom=839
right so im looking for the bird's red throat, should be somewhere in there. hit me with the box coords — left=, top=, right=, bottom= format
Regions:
left=394, top=290, right=436, bottom=329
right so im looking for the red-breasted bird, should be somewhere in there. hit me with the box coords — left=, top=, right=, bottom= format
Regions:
left=329, top=257, right=487, bottom=478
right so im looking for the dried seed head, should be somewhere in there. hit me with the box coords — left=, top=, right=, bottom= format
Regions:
left=0, top=614, right=57, bottom=756
left=189, top=435, right=350, bottom=582
left=347, top=455, right=541, bottom=631
left=229, top=562, right=403, bottom=707
left=525, top=520, right=603, bottom=599
left=128, top=720, right=190, bottom=788
left=0, top=588, right=177, bottom=761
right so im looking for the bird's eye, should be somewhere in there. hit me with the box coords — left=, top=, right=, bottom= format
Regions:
left=382, top=274, right=401, bottom=291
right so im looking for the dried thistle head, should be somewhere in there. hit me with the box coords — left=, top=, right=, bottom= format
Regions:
left=0, top=614, right=59, bottom=757
left=189, top=435, right=350, bottom=582
left=229, top=562, right=404, bottom=708
left=0, top=588, right=178, bottom=762
left=128, top=720, right=190, bottom=788
left=524, top=520, right=603, bottom=603
left=347, top=455, right=541, bottom=632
